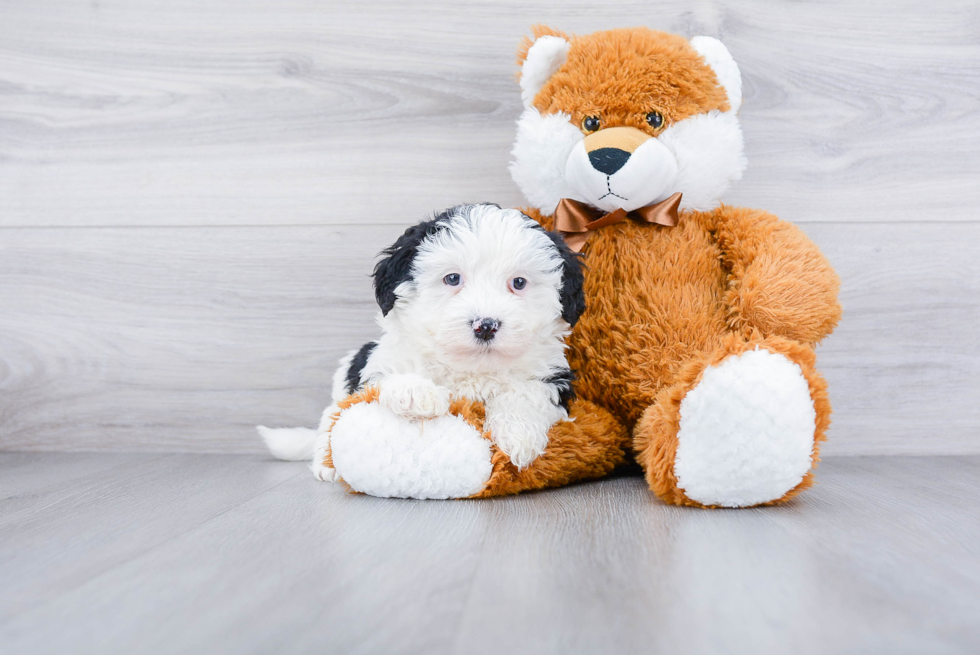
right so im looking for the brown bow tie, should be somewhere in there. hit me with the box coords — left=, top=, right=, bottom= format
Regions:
left=554, top=192, right=683, bottom=252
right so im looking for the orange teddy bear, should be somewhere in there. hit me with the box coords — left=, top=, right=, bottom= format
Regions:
left=300, top=26, right=841, bottom=508
left=504, top=26, right=842, bottom=507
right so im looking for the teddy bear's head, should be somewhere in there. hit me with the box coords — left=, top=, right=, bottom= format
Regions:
left=510, top=27, right=747, bottom=216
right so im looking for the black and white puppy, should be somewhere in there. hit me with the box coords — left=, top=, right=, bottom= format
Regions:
left=260, top=203, right=584, bottom=488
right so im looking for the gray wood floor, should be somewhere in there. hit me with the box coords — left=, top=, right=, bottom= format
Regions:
left=1, top=453, right=978, bottom=655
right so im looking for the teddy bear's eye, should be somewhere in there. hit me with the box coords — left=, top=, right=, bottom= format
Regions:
left=582, top=116, right=601, bottom=133
left=646, top=111, right=665, bottom=130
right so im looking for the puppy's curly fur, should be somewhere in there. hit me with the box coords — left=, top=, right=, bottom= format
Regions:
left=260, top=203, right=587, bottom=495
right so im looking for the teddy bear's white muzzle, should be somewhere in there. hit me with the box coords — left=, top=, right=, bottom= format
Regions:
left=565, top=137, right=679, bottom=214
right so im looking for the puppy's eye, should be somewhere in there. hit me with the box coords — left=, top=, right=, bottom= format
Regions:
left=646, top=111, right=665, bottom=130
left=443, top=273, right=461, bottom=286
left=510, top=277, right=527, bottom=291
left=582, top=116, right=601, bottom=133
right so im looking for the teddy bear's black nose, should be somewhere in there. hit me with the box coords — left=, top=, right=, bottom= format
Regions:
left=588, top=147, right=631, bottom=175
left=472, top=318, right=500, bottom=342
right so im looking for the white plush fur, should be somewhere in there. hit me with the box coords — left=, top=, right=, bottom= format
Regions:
left=509, top=37, right=747, bottom=216
left=690, top=36, right=742, bottom=113
left=330, top=403, right=493, bottom=499
left=657, top=110, right=746, bottom=211
left=673, top=349, right=817, bottom=508
left=565, top=133, right=680, bottom=214
left=511, top=106, right=745, bottom=215
left=509, top=108, right=584, bottom=217
left=520, top=35, right=570, bottom=108
left=260, top=204, right=575, bottom=496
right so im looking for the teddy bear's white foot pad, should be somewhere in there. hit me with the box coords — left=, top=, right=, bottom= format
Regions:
left=330, top=403, right=493, bottom=499
left=674, top=349, right=816, bottom=507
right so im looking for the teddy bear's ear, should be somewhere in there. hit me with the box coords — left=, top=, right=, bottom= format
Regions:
left=517, top=26, right=570, bottom=108
left=690, top=36, right=742, bottom=113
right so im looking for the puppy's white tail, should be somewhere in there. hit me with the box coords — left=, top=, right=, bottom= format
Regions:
left=257, top=426, right=317, bottom=461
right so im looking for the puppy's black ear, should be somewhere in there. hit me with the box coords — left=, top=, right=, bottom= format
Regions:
left=539, top=228, right=586, bottom=326
left=372, top=211, right=452, bottom=315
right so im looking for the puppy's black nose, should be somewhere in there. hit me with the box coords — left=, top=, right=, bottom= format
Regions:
left=472, top=318, right=500, bottom=342
left=588, top=147, right=631, bottom=175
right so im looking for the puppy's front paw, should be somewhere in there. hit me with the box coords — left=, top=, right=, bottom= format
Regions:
left=486, top=413, right=550, bottom=471
left=378, top=374, right=451, bottom=420
left=310, top=428, right=338, bottom=483
left=311, top=460, right=338, bottom=482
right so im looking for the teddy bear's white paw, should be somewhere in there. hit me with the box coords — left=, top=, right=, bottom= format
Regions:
left=378, top=374, right=452, bottom=420
left=330, top=402, right=492, bottom=499
left=673, top=349, right=817, bottom=507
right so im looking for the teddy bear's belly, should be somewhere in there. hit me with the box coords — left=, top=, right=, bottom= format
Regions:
left=568, top=219, right=730, bottom=428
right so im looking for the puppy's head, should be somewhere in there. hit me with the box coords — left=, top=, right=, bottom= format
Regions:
left=373, top=204, right=583, bottom=371
left=510, top=27, right=746, bottom=215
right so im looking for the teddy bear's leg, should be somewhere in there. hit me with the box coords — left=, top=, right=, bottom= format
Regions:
left=633, top=334, right=831, bottom=508
left=324, top=390, right=629, bottom=500
left=326, top=390, right=494, bottom=499
left=470, top=399, right=631, bottom=498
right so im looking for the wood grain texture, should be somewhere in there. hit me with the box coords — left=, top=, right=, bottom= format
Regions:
left=1, top=0, right=978, bottom=226
left=1, top=1, right=978, bottom=454
left=0, top=452, right=300, bottom=622
left=0, top=224, right=401, bottom=452
left=1, top=453, right=978, bottom=654
left=0, top=222, right=977, bottom=455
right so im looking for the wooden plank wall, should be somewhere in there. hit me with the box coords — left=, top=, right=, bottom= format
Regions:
left=1, top=1, right=978, bottom=455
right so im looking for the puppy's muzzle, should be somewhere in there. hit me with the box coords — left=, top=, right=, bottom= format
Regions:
left=472, top=318, right=500, bottom=342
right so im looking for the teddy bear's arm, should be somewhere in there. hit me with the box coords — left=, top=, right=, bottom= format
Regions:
left=711, top=206, right=842, bottom=344
left=470, top=399, right=631, bottom=498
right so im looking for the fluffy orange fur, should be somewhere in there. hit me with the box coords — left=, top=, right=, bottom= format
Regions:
left=510, top=27, right=841, bottom=506
left=523, top=205, right=840, bottom=506
left=472, top=399, right=630, bottom=498
left=529, top=204, right=841, bottom=429
left=524, top=27, right=729, bottom=136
